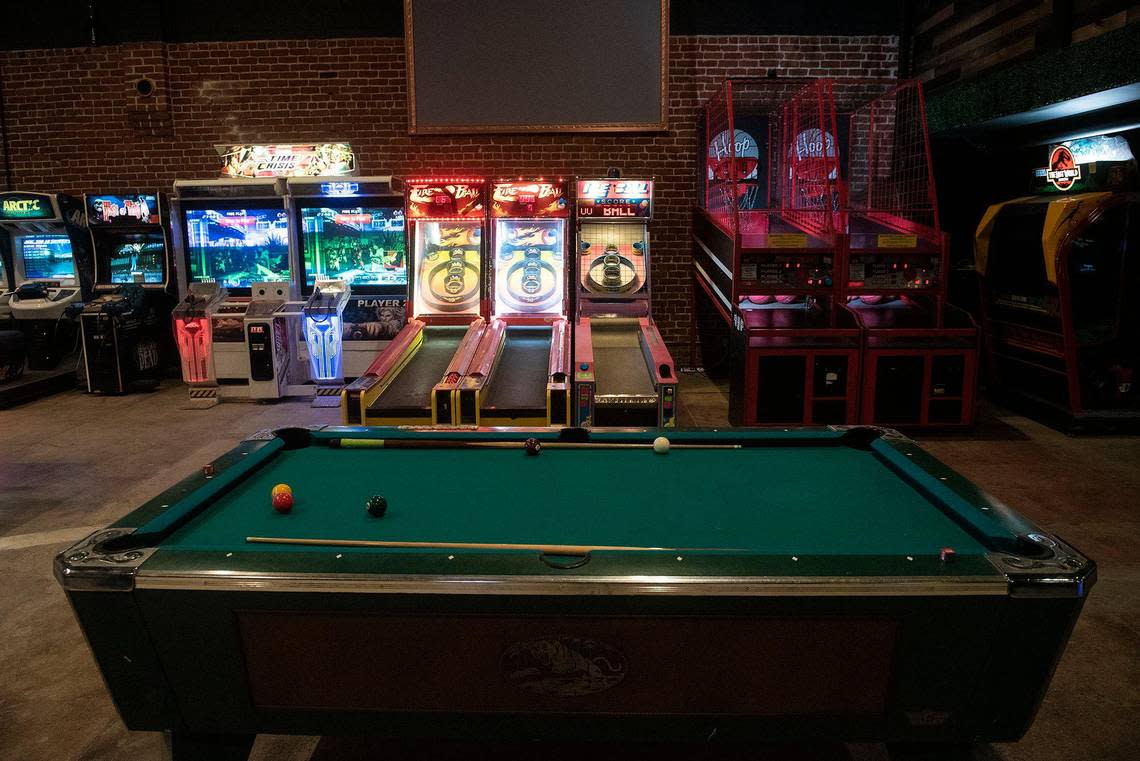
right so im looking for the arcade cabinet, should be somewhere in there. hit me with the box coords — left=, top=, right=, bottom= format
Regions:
left=975, top=133, right=1139, bottom=429
left=0, top=191, right=93, bottom=407
left=243, top=280, right=301, bottom=400
left=80, top=192, right=174, bottom=394
left=171, top=281, right=227, bottom=400
left=839, top=80, right=978, bottom=428
left=0, top=244, right=12, bottom=325
left=0, top=237, right=19, bottom=384
left=573, top=176, right=676, bottom=427
left=692, top=80, right=862, bottom=426
left=342, top=177, right=488, bottom=426
left=301, top=277, right=351, bottom=406
left=288, top=176, right=405, bottom=405
left=458, top=179, right=571, bottom=426
left=170, top=178, right=302, bottom=407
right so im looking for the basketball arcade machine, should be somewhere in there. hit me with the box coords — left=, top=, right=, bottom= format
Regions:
left=170, top=177, right=302, bottom=406
left=457, top=179, right=571, bottom=427
left=342, top=177, right=488, bottom=426
left=288, top=176, right=404, bottom=406
left=573, top=176, right=676, bottom=427
left=840, top=80, right=978, bottom=428
left=975, top=134, right=1139, bottom=428
left=692, top=80, right=862, bottom=426
left=80, top=193, right=174, bottom=394
left=0, top=191, right=93, bottom=404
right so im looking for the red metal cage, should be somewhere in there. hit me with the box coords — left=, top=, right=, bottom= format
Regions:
left=704, top=79, right=846, bottom=250
left=843, top=80, right=940, bottom=241
left=834, top=79, right=979, bottom=429
left=703, top=80, right=739, bottom=237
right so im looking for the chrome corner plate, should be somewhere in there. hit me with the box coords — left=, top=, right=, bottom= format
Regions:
left=988, top=532, right=1095, bottom=598
left=54, top=528, right=155, bottom=592
left=827, top=424, right=912, bottom=443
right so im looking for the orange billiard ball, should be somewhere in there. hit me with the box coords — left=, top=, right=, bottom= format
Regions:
left=272, top=491, right=294, bottom=513
left=272, top=483, right=292, bottom=498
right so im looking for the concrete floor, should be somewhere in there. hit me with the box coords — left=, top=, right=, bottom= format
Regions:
left=1, top=374, right=1137, bottom=761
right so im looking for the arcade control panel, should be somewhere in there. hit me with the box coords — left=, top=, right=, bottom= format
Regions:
left=741, top=254, right=835, bottom=289
left=848, top=255, right=941, bottom=291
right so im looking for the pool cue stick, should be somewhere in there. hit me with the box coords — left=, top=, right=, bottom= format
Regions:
left=329, top=438, right=740, bottom=450
left=246, top=536, right=682, bottom=553
left=331, top=439, right=516, bottom=449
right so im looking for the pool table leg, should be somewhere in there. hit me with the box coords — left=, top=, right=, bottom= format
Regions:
left=163, top=731, right=255, bottom=761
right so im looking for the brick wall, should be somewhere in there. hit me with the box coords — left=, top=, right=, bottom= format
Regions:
left=0, top=35, right=898, bottom=355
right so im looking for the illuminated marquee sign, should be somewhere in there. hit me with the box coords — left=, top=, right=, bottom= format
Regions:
left=320, top=181, right=359, bottom=197
left=575, top=179, right=653, bottom=218
left=216, top=142, right=357, bottom=178
left=1038, top=135, right=1135, bottom=193
left=491, top=180, right=569, bottom=218
left=86, top=194, right=159, bottom=225
left=1046, top=145, right=1080, bottom=191
left=0, top=192, right=56, bottom=221
left=406, top=180, right=485, bottom=219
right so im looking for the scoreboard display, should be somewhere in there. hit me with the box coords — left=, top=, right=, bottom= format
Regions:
left=575, top=180, right=652, bottom=218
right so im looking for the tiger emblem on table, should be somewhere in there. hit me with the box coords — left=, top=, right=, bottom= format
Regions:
left=500, top=636, right=627, bottom=697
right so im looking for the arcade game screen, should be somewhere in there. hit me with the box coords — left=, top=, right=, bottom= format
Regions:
left=300, top=205, right=406, bottom=289
left=109, top=234, right=166, bottom=285
left=579, top=222, right=647, bottom=296
left=493, top=219, right=565, bottom=317
left=19, top=234, right=76, bottom=281
left=413, top=220, right=481, bottom=317
left=184, top=207, right=290, bottom=288
left=87, top=194, right=159, bottom=225
left=987, top=204, right=1054, bottom=318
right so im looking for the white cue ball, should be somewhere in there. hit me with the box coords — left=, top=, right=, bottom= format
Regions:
left=653, top=436, right=670, bottom=454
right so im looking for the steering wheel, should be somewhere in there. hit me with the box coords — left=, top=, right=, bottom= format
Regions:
left=14, top=283, right=49, bottom=301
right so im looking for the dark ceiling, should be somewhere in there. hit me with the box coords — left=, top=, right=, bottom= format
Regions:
left=0, top=0, right=905, bottom=50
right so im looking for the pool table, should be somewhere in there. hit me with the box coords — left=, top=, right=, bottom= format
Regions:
left=56, top=426, right=1094, bottom=760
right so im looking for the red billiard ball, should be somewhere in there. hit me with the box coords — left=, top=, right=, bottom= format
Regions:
left=272, top=491, right=294, bottom=513
left=524, top=438, right=541, bottom=456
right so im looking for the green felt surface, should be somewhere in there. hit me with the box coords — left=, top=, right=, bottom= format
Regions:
left=162, top=445, right=993, bottom=557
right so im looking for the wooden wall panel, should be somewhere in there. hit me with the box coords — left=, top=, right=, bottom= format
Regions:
left=1072, top=0, right=1140, bottom=42
left=909, top=0, right=1139, bottom=88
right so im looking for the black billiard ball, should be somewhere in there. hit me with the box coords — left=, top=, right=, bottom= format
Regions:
left=366, top=495, right=388, bottom=517
left=524, top=438, right=541, bottom=456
